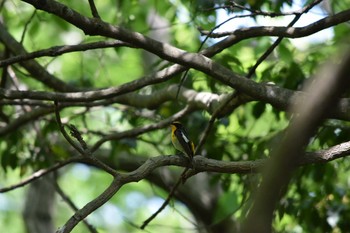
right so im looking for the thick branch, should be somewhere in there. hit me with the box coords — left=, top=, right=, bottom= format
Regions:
left=2, top=139, right=350, bottom=194
left=1, top=83, right=350, bottom=120
left=56, top=138, right=350, bottom=232
left=17, top=1, right=350, bottom=120
left=0, top=84, right=230, bottom=111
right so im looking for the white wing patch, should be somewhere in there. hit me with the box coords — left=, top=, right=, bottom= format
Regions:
left=180, top=131, right=190, bottom=143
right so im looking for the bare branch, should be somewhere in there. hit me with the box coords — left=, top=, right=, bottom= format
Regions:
left=2, top=138, right=350, bottom=194
left=54, top=102, right=119, bottom=176
left=0, top=40, right=134, bottom=67
left=57, top=136, right=350, bottom=232
left=54, top=101, right=85, bottom=155
left=0, top=156, right=82, bottom=193
left=53, top=177, right=99, bottom=233
left=56, top=177, right=122, bottom=233
left=87, top=0, right=100, bottom=19
left=140, top=167, right=190, bottom=230
left=201, top=8, right=349, bottom=38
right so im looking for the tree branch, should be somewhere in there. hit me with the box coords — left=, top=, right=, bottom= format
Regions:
left=53, top=177, right=99, bottom=233
left=56, top=136, right=350, bottom=233
left=87, top=0, right=100, bottom=19
left=0, top=156, right=82, bottom=193
left=246, top=0, right=324, bottom=78
left=0, top=40, right=134, bottom=67
left=56, top=177, right=122, bottom=233
left=17, top=1, right=350, bottom=121
left=2, top=139, right=350, bottom=194
left=90, top=106, right=193, bottom=152
left=201, top=8, right=350, bottom=38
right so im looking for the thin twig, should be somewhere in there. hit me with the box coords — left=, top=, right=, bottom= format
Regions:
left=88, top=0, right=101, bottom=19
left=20, top=10, right=36, bottom=44
left=0, top=156, right=82, bottom=193
left=54, top=101, right=84, bottom=154
left=0, top=40, right=134, bottom=67
left=91, top=106, right=193, bottom=152
left=53, top=175, right=99, bottom=233
left=140, top=167, right=190, bottom=229
left=246, top=0, right=324, bottom=78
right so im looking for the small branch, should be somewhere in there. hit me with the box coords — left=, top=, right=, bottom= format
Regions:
left=140, top=167, right=190, bottom=229
left=200, top=9, right=350, bottom=38
left=54, top=101, right=84, bottom=154
left=20, top=10, right=37, bottom=44
left=56, top=177, right=123, bottom=233
left=88, top=0, right=101, bottom=19
left=203, top=1, right=310, bottom=17
left=195, top=91, right=247, bottom=153
left=246, top=0, right=323, bottom=78
left=0, top=156, right=82, bottom=193
left=0, top=40, right=134, bottom=67
left=53, top=177, right=99, bottom=233
left=91, top=106, right=193, bottom=152
left=54, top=102, right=119, bottom=176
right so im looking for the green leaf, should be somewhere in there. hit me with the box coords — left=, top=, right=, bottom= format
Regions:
left=252, top=102, right=266, bottom=119
left=212, top=191, right=239, bottom=224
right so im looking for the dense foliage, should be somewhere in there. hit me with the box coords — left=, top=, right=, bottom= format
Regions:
left=1, top=0, right=350, bottom=233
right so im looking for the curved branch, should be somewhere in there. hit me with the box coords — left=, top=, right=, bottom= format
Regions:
left=57, top=177, right=122, bottom=233
left=0, top=156, right=82, bottom=193
left=0, top=84, right=230, bottom=111
left=56, top=137, right=350, bottom=233
left=2, top=84, right=350, bottom=122
left=202, top=9, right=350, bottom=38
left=3, top=139, right=350, bottom=194
left=1, top=135, right=349, bottom=233
left=0, top=40, right=134, bottom=67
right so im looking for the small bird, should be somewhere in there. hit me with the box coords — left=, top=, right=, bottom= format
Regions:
left=170, top=121, right=195, bottom=159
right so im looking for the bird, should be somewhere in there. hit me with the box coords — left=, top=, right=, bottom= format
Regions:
left=170, top=121, right=195, bottom=159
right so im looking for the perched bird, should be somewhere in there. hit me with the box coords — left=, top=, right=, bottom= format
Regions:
left=170, top=121, right=195, bottom=159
